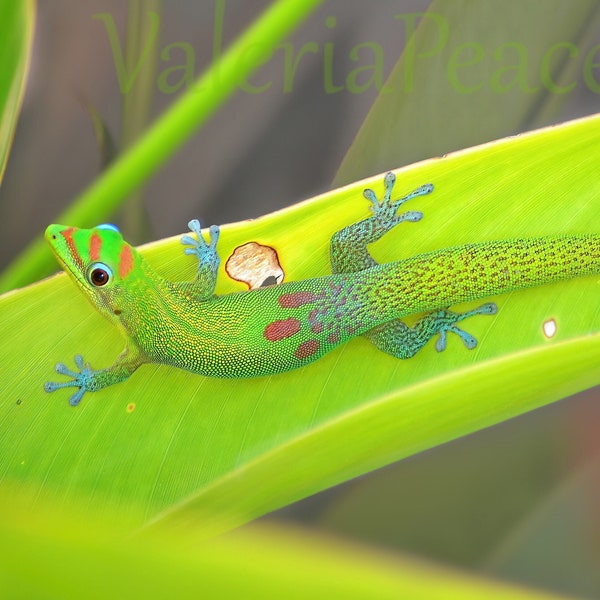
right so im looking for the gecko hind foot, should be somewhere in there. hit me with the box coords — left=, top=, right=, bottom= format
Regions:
left=363, top=172, right=433, bottom=227
left=435, top=302, right=498, bottom=352
left=44, top=354, right=95, bottom=406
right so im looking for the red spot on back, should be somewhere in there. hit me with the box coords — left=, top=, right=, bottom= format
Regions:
left=89, top=231, right=102, bottom=261
left=264, top=317, right=301, bottom=341
left=311, top=322, right=324, bottom=334
left=278, top=291, right=319, bottom=308
left=327, top=332, right=340, bottom=345
left=294, top=339, right=320, bottom=360
left=119, top=244, right=134, bottom=279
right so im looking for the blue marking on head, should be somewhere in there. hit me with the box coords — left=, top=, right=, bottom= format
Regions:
left=96, top=223, right=121, bottom=233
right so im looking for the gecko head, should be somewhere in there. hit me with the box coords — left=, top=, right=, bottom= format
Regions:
left=45, top=223, right=143, bottom=319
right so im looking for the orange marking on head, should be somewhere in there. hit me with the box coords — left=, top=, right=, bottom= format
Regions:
left=89, top=231, right=102, bottom=261
left=60, top=227, right=84, bottom=269
left=119, top=244, right=134, bottom=279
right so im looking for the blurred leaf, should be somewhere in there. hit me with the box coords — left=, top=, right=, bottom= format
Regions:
left=84, top=100, right=118, bottom=169
left=485, top=456, right=600, bottom=598
left=0, top=489, right=574, bottom=600
left=315, top=406, right=568, bottom=566
left=119, top=0, right=163, bottom=242
left=0, top=0, right=323, bottom=291
left=0, top=0, right=34, bottom=184
left=334, top=0, right=600, bottom=186
left=120, top=0, right=162, bottom=151
left=0, top=115, right=598, bottom=535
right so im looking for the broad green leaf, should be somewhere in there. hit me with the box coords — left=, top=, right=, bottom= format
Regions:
left=0, top=115, right=599, bottom=534
left=0, top=491, right=567, bottom=600
left=0, top=0, right=34, bottom=184
left=335, top=0, right=600, bottom=186
left=0, top=0, right=322, bottom=292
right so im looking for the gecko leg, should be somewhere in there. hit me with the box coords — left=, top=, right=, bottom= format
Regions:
left=44, top=350, right=143, bottom=406
left=332, top=172, right=498, bottom=359
left=181, top=219, right=221, bottom=297
left=366, top=303, right=498, bottom=359
left=330, top=171, right=433, bottom=273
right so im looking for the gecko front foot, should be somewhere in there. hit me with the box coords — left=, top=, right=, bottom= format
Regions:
left=181, top=219, right=220, bottom=268
left=435, top=302, right=498, bottom=352
left=181, top=219, right=221, bottom=295
left=44, top=354, right=96, bottom=407
left=363, top=172, right=433, bottom=228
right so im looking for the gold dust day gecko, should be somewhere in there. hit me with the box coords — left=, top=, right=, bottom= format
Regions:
left=45, top=173, right=600, bottom=406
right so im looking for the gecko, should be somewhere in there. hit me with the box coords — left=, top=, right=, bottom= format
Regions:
left=45, top=172, right=600, bottom=406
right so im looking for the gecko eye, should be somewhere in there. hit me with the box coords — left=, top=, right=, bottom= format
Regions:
left=87, top=262, right=113, bottom=287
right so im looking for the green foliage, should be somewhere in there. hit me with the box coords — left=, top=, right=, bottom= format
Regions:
left=0, top=0, right=33, bottom=183
left=0, top=0, right=323, bottom=292
left=2, top=115, right=599, bottom=537
left=1, top=2, right=599, bottom=596
left=0, top=490, right=567, bottom=600
left=335, top=0, right=600, bottom=184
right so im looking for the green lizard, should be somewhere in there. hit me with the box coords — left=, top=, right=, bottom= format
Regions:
left=45, top=172, right=600, bottom=406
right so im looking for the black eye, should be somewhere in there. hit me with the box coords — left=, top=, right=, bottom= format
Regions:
left=90, top=268, right=109, bottom=286
left=87, top=262, right=113, bottom=287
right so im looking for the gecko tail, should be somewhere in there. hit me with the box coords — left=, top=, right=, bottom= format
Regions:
left=367, top=234, right=600, bottom=321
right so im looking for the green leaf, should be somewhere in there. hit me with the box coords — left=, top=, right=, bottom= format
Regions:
left=118, top=0, right=163, bottom=243
left=83, top=100, right=119, bottom=170
left=335, top=0, right=600, bottom=185
left=0, top=0, right=323, bottom=292
left=0, top=0, right=34, bottom=184
left=0, top=115, right=598, bottom=535
left=0, top=490, right=567, bottom=600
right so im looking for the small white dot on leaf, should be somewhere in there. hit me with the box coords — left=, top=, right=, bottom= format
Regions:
left=543, top=318, right=557, bottom=339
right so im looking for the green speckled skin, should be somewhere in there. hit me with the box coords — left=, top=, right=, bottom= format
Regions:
left=44, top=174, right=600, bottom=406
